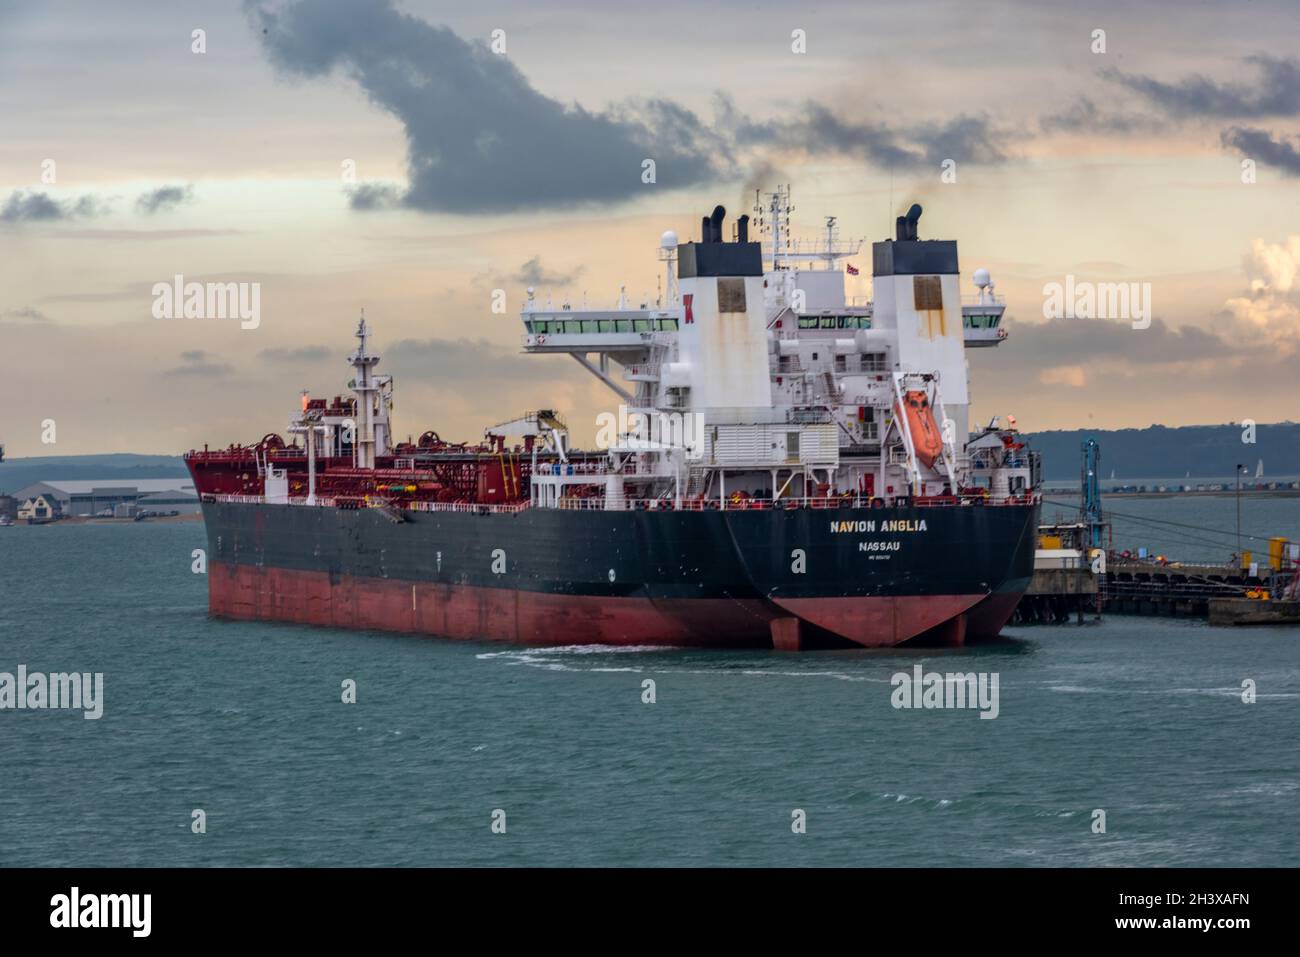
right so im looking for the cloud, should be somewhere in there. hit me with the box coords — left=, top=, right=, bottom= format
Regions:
left=1221, top=126, right=1300, bottom=175
left=910, top=114, right=1008, bottom=164
left=1038, top=97, right=1161, bottom=135
left=1039, top=365, right=1087, bottom=388
left=249, top=0, right=725, bottom=213
left=1222, top=235, right=1300, bottom=352
left=383, top=336, right=556, bottom=385
left=260, top=345, right=332, bottom=361
left=1106, top=55, right=1300, bottom=119
left=250, top=1, right=1008, bottom=214
left=1003, top=314, right=1243, bottom=368
left=345, top=182, right=402, bottom=211
left=0, top=190, right=109, bottom=223
left=136, top=184, right=194, bottom=214
left=164, top=351, right=233, bottom=377
left=722, top=96, right=1005, bottom=167
left=514, top=256, right=584, bottom=287
left=44, top=228, right=241, bottom=241
left=0, top=307, right=50, bottom=323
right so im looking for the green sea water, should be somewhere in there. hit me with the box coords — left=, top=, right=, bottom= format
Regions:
left=0, top=496, right=1296, bottom=867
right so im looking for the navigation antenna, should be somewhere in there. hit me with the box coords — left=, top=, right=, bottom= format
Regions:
left=753, top=184, right=794, bottom=270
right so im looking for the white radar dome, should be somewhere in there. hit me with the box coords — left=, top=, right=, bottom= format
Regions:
left=660, top=230, right=678, bottom=249
left=973, top=268, right=991, bottom=288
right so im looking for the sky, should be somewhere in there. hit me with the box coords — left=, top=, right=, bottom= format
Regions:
left=2, top=0, right=1299, bottom=457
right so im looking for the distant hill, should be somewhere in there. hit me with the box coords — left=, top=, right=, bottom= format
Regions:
left=0, top=453, right=188, bottom=495
left=1027, top=423, right=1300, bottom=481
left=2, top=425, right=1297, bottom=490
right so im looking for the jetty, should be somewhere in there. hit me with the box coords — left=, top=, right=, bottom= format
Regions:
left=1011, top=440, right=1300, bottom=627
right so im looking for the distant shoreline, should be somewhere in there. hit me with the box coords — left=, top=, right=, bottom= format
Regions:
left=1041, top=488, right=1300, bottom=500
left=4, top=514, right=203, bottom=526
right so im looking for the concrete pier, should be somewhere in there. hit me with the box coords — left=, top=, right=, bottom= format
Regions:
left=1208, top=599, right=1300, bottom=626
left=1015, top=564, right=1098, bottom=624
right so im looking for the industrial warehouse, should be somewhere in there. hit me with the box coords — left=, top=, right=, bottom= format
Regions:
left=8, top=479, right=199, bottom=520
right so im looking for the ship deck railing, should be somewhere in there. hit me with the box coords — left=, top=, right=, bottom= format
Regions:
left=205, top=493, right=529, bottom=514
left=205, top=492, right=1038, bottom=513
left=407, top=500, right=531, bottom=515
left=206, top=494, right=338, bottom=507
left=556, top=493, right=1038, bottom=511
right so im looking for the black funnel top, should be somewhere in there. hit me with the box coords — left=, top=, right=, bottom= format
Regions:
left=895, top=203, right=923, bottom=241
left=876, top=201, right=956, bottom=276
left=708, top=205, right=726, bottom=243
left=679, top=204, right=761, bottom=277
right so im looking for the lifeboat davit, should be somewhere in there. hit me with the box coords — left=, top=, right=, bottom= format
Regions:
left=897, top=391, right=944, bottom=468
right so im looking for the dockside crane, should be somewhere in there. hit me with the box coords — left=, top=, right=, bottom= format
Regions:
left=1081, top=438, right=1105, bottom=550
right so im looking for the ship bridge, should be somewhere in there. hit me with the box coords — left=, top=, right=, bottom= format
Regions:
left=519, top=296, right=682, bottom=401
left=521, top=305, right=681, bottom=350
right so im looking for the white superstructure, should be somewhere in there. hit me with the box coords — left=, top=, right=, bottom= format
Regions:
left=517, top=191, right=1031, bottom=509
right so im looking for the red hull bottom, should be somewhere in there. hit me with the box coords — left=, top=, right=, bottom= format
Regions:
left=208, top=563, right=1021, bottom=650
left=964, top=589, right=1026, bottom=639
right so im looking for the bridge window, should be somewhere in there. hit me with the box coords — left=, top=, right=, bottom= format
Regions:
left=820, top=317, right=836, bottom=329
left=616, top=319, right=632, bottom=332
left=564, top=321, right=581, bottom=334
left=657, top=318, right=678, bottom=331
left=598, top=319, right=614, bottom=332
left=798, top=316, right=818, bottom=329
left=634, top=319, right=652, bottom=332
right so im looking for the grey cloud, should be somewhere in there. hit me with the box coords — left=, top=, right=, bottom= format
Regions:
left=1039, top=97, right=1162, bottom=135
left=346, top=183, right=402, bottom=211
left=260, top=345, right=333, bottom=361
left=252, top=0, right=1003, bottom=214
left=383, top=336, right=569, bottom=385
left=910, top=114, right=1007, bottom=164
left=1, top=307, right=50, bottom=322
left=1, top=190, right=110, bottom=223
left=1106, top=55, right=1300, bottom=119
left=136, top=184, right=194, bottom=214
left=515, top=257, right=584, bottom=287
left=163, top=354, right=234, bottom=377
left=725, top=97, right=1004, bottom=168
left=49, top=228, right=240, bottom=241
left=998, top=315, right=1244, bottom=367
left=1221, top=126, right=1300, bottom=175
left=729, top=101, right=919, bottom=167
left=249, top=0, right=724, bottom=214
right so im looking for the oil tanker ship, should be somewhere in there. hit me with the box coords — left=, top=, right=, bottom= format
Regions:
left=186, top=191, right=1039, bottom=649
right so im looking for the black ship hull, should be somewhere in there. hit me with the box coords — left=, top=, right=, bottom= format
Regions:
left=201, top=499, right=1038, bottom=649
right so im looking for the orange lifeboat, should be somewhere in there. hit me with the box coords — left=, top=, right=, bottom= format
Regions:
left=896, top=390, right=944, bottom=468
